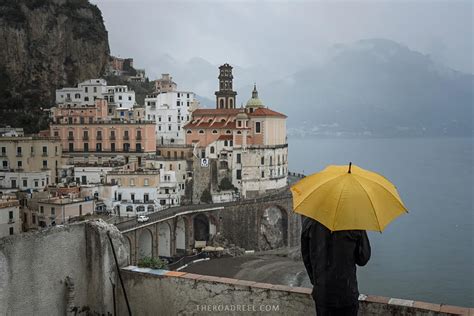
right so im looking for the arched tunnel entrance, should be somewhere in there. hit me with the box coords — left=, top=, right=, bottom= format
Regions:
left=137, top=229, right=153, bottom=259
left=193, top=214, right=210, bottom=243
left=258, top=206, right=288, bottom=250
left=175, top=217, right=186, bottom=255
left=158, top=222, right=171, bottom=258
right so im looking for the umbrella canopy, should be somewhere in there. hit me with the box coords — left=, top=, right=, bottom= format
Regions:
left=291, top=163, right=408, bottom=232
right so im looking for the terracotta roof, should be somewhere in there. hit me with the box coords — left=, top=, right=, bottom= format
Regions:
left=250, top=108, right=287, bottom=118
left=184, top=120, right=237, bottom=129
left=217, top=135, right=233, bottom=141
left=192, top=108, right=241, bottom=116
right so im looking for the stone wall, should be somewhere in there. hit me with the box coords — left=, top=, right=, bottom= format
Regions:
left=0, top=220, right=128, bottom=315
left=117, top=268, right=471, bottom=316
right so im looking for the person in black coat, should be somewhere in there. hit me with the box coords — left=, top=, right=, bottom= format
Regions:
left=301, top=216, right=371, bottom=316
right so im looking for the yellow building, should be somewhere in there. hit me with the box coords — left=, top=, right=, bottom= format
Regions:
left=0, top=136, right=63, bottom=191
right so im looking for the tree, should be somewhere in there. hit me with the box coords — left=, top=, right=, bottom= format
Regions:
left=200, top=189, right=212, bottom=204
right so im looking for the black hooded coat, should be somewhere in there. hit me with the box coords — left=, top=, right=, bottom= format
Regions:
left=301, top=216, right=371, bottom=307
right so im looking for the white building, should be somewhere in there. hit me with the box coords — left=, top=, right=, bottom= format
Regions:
left=73, top=165, right=115, bottom=185
left=145, top=74, right=198, bottom=144
left=56, top=79, right=136, bottom=109
left=0, top=199, right=20, bottom=237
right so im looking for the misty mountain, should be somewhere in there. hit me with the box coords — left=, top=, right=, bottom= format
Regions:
left=146, top=54, right=287, bottom=101
left=253, top=39, right=473, bottom=137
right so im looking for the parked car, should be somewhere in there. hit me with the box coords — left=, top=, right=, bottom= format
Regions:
left=137, top=215, right=149, bottom=223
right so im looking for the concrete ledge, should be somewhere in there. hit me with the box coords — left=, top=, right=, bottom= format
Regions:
left=118, top=267, right=471, bottom=316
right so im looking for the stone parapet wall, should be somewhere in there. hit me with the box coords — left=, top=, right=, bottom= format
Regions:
left=0, top=220, right=128, bottom=315
left=117, top=267, right=471, bottom=316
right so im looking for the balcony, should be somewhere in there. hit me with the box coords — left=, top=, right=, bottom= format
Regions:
left=110, top=135, right=116, bottom=140
left=68, top=136, right=74, bottom=140
left=83, top=135, right=89, bottom=141
left=96, top=135, right=103, bottom=140
left=136, top=135, right=142, bottom=141
left=123, top=135, right=130, bottom=141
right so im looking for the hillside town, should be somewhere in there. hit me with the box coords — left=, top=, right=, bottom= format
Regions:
left=0, top=61, right=288, bottom=238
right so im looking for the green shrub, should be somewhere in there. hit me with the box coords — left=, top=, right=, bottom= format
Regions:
left=137, top=257, right=167, bottom=270
left=218, top=177, right=234, bottom=191
left=200, top=189, right=212, bottom=204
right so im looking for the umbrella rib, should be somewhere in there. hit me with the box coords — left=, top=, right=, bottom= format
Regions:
left=353, top=176, right=382, bottom=232
left=354, top=174, right=408, bottom=212
left=331, top=178, right=348, bottom=232
left=293, top=173, right=346, bottom=210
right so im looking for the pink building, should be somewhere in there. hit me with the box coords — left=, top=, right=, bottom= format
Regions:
left=50, top=99, right=156, bottom=157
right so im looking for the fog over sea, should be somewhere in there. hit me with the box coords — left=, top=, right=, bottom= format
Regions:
left=288, top=136, right=473, bottom=307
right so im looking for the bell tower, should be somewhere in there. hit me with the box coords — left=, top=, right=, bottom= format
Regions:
left=215, top=63, right=237, bottom=109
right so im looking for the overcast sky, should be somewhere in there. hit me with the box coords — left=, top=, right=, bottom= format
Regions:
left=91, top=0, right=473, bottom=75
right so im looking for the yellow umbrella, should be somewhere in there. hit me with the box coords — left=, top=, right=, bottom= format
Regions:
left=291, top=163, right=408, bottom=232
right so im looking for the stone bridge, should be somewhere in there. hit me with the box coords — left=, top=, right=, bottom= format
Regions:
left=116, top=188, right=300, bottom=265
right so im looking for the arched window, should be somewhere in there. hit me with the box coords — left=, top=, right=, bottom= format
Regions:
left=237, top=131, right=242, bottom=135
left=198, top=130, right=204, bottom=134
left=226, top=130, right=231, bottom=134
left=126, top=206, right=133, bottom=212
left=221, top=119, right=226, bottom=123
left=75, top=93, right=80, bottom=99
left=229, top=98, right=233, bottom=107
left=137, top=205, right=145, bottom=212
left=219, top=99, right=224, bottom=108
left=212, top=130, right=218, bottom=134
left=186, top=130, right=192, bottom=134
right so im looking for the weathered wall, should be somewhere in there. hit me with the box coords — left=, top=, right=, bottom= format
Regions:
left=0, top=220, right=127, bottom=315
left=117, top=269, right=470, bottom=316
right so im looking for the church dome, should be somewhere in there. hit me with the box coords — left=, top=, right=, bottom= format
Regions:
left=245, top=84, right=264, bottom=108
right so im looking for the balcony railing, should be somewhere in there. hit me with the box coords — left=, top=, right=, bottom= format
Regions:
left=110, top=135, right=116, bottom=140
left=83, top=135, right=89, bottom=141
left=136, top=135, right=142, bottom=140
left=123, top=135, right=130, bottom=140
left=96, top=135, right=103, bottom=140
left=68, top=136, right=74, bottom=140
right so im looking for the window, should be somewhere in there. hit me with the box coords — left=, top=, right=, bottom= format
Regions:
left=40, top=206, right=44, bottom=213
left=237, top=121, right=242, bottom=128
left=1, top=147, right=5, bottom=155
left=131, top=193, right=135, bottom=201
left=118, top=95, right=122, bottom=100
left=85, top=87, right=88, bottom=93
left=23, top=179, right=27, bottom=187
left=219, top=99, right=224, bottom=108
left=93, top=87, right=97, bottom=93
left=84, top=143, right=89, bottom=152
left=255, top=121, right=261, bottom=133
left=261, top=171, right=265, bottom=178
left=144, top=194, right=149, bottom=202
left=9, top=227, right=13, bottom=235
left=236, top=153, right=241, bottom=164
left=35, top=180, right=39, bottom=187
left=236, top=169, right=242, bottom=180
left=111, top=143, right=115, bottom=152
left=17, top=161, right=22, bottom=168
left=2, top=161, right=7, bottom=168
left=130, top=179, right=135, bottom=186
left=261, top=157, right=264, bottom=165
left=198, top=130, right=204, bottom=134
left=144, top=178, right=149, bottom=186
left=9, top=211, right=13, bottom=221
left=186, top=130, right=192, bottom=134
left=210, top=146, right=215, bottom=154
left=17, top=147, right=22, bottom=156
left=128, top=96, right=132, bottom=101
left=79, top=205, right=82, bottom=216
left=212, top=130, right=218, bottom=134
left=51, top=207, right=55, bottom=215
